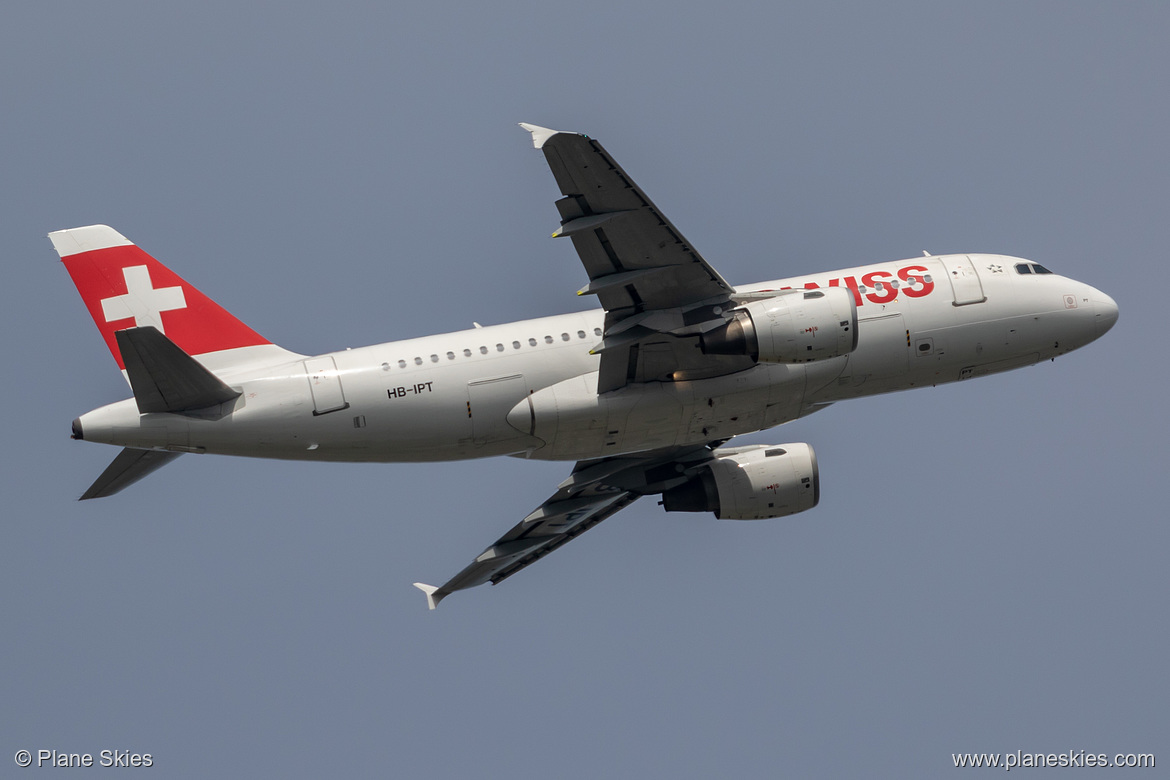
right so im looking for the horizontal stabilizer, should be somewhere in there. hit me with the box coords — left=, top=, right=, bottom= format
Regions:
left=80, top=447, right=182, bottom=500
left=117, top=326, right=241, bottom=413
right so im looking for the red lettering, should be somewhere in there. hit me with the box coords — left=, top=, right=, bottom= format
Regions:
left=776, top=266, right=934, bottom=306
left=862, top=270, right=897, bottom=304
left=897, top=264, right=934, bottom=298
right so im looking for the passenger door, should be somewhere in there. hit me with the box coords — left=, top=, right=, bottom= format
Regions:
left=939, top=255, right=987, bottom=305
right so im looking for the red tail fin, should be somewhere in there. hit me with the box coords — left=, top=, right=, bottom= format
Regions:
left=51, top=225, right=271, bottom=370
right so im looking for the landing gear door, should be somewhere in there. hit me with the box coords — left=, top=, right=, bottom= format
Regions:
left=940, top=255, right=987, bottom=305
left=304, top=356, right=349, bottom=415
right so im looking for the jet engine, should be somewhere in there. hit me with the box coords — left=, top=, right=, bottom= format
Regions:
left=701, top=288, right=858, bottom=363
left=661, top=443, right=819, bottom=520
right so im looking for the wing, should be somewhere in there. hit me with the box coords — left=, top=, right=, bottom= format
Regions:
left=521, top=123, right=733, bottom=311
left=521, top=124, right=755, bottom=391
left=413, top=444, right=721, bottom=609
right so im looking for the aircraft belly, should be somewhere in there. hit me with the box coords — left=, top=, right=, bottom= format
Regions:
left=518, top=364, right=806, bottom=461
left=683, top=365, right=800, bottom=441
left=615, top=383, right=686, bottom=453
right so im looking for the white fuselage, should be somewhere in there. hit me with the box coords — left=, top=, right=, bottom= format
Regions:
left=76, top=254, right=1116, bottom=463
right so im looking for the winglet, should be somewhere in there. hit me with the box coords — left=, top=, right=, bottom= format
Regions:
left=413, top=582, right=445, bottom=611
left=518, top=123, right=565, bottom=149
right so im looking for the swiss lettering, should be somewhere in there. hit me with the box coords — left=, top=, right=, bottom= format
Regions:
left=783, top=264, right=935, bottom=307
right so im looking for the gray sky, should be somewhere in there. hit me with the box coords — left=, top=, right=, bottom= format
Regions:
left=2, top=2, right=1166, bottom=777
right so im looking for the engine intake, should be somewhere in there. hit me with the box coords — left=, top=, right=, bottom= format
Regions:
left=661, top=443, right=819, bottom=520
left=701, top=288, right=858, bottom=363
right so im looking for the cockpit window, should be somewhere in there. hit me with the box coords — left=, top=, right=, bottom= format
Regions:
left=1015, top=262, right=1053, bottom=275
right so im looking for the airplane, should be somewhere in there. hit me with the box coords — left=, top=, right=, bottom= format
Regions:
left=53, top=123, right=1119, bottom=609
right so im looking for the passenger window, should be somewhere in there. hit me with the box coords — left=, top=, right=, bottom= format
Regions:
left=577, top=330, right=586, bottom=339
left=561, top=333, right=570, bottom=341
left=1015, top=263, right=1032, bottom=275
left=528, top=338, right=537, bottom=347
left=496, top=343, right=505, bottom=352
left=430, top=354, right=439, bottom=363
left=463, top=348, right=472, bottom=357
left=593, top=327, right=602, bottom=336
left=479, top=346, right=488, bottom=355
left=414, top=357, right=423, bottom=365
left=512, top=340, right=521, bottom=349
left=544, top=335, right=553, bottom=344
left=446, top=351, right=455, bottom=360
left=398, top=359, right=407, bottom=369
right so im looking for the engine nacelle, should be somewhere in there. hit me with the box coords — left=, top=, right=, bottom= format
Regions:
left=701, top=288, right=858, bottom=363
left=661, top=443, right=819, bottom=520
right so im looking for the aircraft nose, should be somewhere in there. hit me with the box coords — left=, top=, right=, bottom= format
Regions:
left=1094, top=291, right=1119, bottom=337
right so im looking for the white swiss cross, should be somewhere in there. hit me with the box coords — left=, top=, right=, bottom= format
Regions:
left=100, top=265, right=187, bottom=334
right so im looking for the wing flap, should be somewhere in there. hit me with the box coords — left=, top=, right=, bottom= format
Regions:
left=489, top=493, right=639, bottom=585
